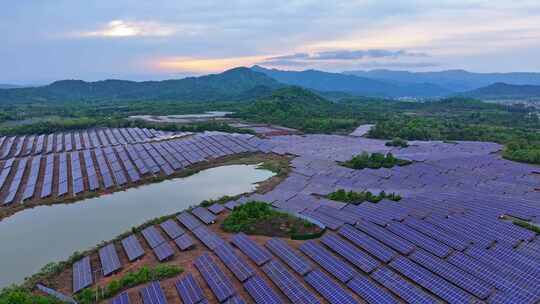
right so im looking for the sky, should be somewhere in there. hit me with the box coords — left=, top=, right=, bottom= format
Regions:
left=2, top=0, right=540, bottom=84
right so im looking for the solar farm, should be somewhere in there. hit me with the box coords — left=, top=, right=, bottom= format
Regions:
left=11, top=131, right=540, bottom=303
left=0, top=128, right=271, bottom=212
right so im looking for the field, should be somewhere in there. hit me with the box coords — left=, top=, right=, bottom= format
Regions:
left=9, top=129, right=539, bottom=304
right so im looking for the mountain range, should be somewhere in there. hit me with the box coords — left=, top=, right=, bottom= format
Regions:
left=1, top=66, right=540, bottom=103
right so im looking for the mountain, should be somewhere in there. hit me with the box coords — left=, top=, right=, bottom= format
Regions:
left=0, top=84, right=23, bottom=89
left=462, top=83, right=540, bottom=99
left=252, top=65, right=451, bottom=98
left=344, top=69, right=540, bottom=92
left=0, top=67, right=283, bottom=103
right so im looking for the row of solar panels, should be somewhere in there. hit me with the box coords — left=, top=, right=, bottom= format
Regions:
left=72, top=205, right=221, bottom=293
left=0, top=133, right=265, bottom=205
left=0, top=128, right=168, bottom=160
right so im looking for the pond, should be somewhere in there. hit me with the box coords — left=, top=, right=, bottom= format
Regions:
left=0, top=164, right=274, bottom=288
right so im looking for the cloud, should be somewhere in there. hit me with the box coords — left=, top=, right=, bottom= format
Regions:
left=264, top=49, right=428, bottom=63
left=76, top=20, right=178, bottom=38
left=353, top=61, right=440, bottom=69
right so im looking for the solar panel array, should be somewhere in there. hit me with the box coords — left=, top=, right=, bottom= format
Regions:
left=0, top=131, right=264, bottom=206
left=72, top=256, right=93, bottom=293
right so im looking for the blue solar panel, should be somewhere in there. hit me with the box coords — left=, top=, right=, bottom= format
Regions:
left=111, top=291, right=130, bottom=304
left=159, top=219, right=185, bottom=239
left=153, top=242, right=174, bottom=262
left=175, top=274, right=205, bottom=304
left=194, top=253, right=236, bottom=302
left=386, top=222, right=451, bottom=258
left=300, top=240, right=356, bottom=283
left=174, top=234, right=195, bottom=251
left=301, top=210, right=344, bottom=230
left=371, top=267, right=437, bottom=304
left=355, top=220, right=415, bottom=255
left=262, top=259, right=320, bottom=304
left=214, top=243, right=255, bottom=282
left=404, top=217, right=469, bottom=251
left=304, top=270, right=359, bottom=304
left=389, top=256, right=472, bottom=304
left=177, top=212, right=203, bottom=231
left=347, top=274, right=398, bottom=304
left=72, top=256, right=93, bottom=293
left=99, top=243, right=121, bottom=276
left=231, top=233, right=272, bottom=266
left=224, top=296, right=246, bottom=304
left=121, top=235, right=145, bottom=261
left=243, top=275, right=283, bottom=304
left=140, top=281, right=168, bottom=304
left=141, top=226, right=166, bottom=249
left=265, top=238, right=312, bottom=276
left=338, top=225, right=397, bottom=263
left=410, top=249, right=492, bottom=299
left=191, top=207, right=216, bottom=224
left=192, top=226, right=225, bottom=250
left=321, top=233, right=380, bottom=273
left=208, top=203, right=226, bottom=214
left=316, top=205, right=358, bottom=224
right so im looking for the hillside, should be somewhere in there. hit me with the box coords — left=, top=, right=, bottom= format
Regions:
left=0, top=67, right=283, bottom=103
left=344, top=69, right=540, bottom=92
left=0, top=84, right=22, bottom=89
left=462, top=82, right=540, bottom=99
left=252, top=66, right=450, bottom=98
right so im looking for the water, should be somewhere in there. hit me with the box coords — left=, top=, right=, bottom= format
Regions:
left=0, top=164, right=274, bottom=287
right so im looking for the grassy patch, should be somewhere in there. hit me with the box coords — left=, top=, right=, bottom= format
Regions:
left=513, top=219, right=540, bottom=234
left=342, top=152, right=412, bottom=170
left=0, top=286, right=60, bottom=304
left=76, top=265, right=182, bottom=303
left=385, top=137, right=409, bottom=148
left=222, top=201, right=322, bottom=238
left=326, top=189, right=401, bottom=204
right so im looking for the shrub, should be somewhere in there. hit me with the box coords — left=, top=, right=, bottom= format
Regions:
left=0, top=286, right=60, bottom=304
left=342, top=152, right=411, bottom=170
left=385, top=137, right=409, bottom=148
left=222, top=201, right=280, bottom=232
left=326, top=189, right=401, bottom=205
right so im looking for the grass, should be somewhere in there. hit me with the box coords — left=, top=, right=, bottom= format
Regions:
left=222, top=201, right=322, bottom=237
left=0, top=286, right=60, bottom=304
left=75, top=265, right=182, bottom=303
left=342, top=152, right=412, bottom=170
left=513, top=219, right=540, bottom=234
left=326, top=189, right=401, bottom=204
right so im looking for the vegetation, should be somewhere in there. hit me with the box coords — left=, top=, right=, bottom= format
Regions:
left=512, top=219, right=540, bottom=234
left=342, top=152, right=412, bottom=170
left=327, top=189, right=401, bottom=204
left=200, top=195, right=236, bottom=207
left=76, top=265, right=182, bottom=304
left=0, top=286, right=60, bottom=304
left=385, top=137, right=409, bottom=148
left=222, top=201, right=321, bottom=237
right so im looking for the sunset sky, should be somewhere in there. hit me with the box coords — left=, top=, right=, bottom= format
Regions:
left=3, top=0, right=540, bottom=84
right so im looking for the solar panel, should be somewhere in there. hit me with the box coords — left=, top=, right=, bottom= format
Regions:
left=99, top=243, right=121, bottom=276
left=231, top=233, right=272, bottom=266
left=214, top=243, right=255, bottom=282
left=262, top=259, right=321, bottom=304
left=22, top=156, right=41, bottom=200
left=404, top=217, right=469, bottom=251
left=111, top=292, right=130, bottom=304
left=386, top=222, right=452, bottom=258
left=174, top=234, right=195, bottom=251
left=371, top=267, right=437, bottom=304
left=191, top=207, right=217, bottom=224
left=177, top=212, right=203, bottom=231
left=304, top=269, right=359, bottom=304
left=141, top=226, right=167, bottom=249
left=347, top=274, right=398, bottom=304
left=192, top=226, right=225, bottom=250
left=299, top=240, right=356, bottom=283
left=153, top=242, right=174, bottom=262
left=194, top=253, right=236, bottom=302
left=243, top=275, right=283, bottom=304
left=72, top=256, right=93, bottom=293
left=316, top=205, right=359, bottom=224
left=338, top=225, right=397, bottom=263
left=175, top=274, right=206, bottom=304
left=36, top=284, right=77, bottom=304
left=320, top=233, right=380, bottom=273
left=265, top=238, right=312, bottom=276
left=355, top=220, right=416, bottom=255
left=224, top=296, right=246, bottom=304
left=389, top=256, right=472, bottom=304
left=140, top=281, right=168, bottom=304
left=301, top=210, right=344, bottom=230
left=159, top=219, right=185, bottom=239
left=410, top=249, right=492, bottom=299
left=121, top=235, right=145, bottom=261
left=208, top=203, right=226, bottom=214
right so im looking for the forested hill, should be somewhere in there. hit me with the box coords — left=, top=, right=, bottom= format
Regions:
left=462, top=83, right=540, bottom=99
left=0, top=67, right=283, bottom=103
left=251, top=65, right=451, bottom=97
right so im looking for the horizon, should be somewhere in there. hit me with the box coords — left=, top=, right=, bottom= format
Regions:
left=2, top=1, right=540, bottom=84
